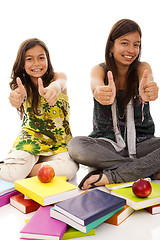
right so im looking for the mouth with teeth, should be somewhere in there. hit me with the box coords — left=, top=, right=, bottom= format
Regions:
left=31, top=68, right=43, bottom=73
left=123, top=55, right=134, bottom=61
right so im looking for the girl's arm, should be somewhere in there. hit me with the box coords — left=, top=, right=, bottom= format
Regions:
left=138, top=62, right=159, bottom=101
left=38, top=72, right=67, bottom=106
left=51, top=72, right=67, bottom=95
left=90, top=65, right=116, bottom=105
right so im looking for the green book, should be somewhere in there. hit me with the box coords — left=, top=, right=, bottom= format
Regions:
left=62, top=226, right=95, bottom=239
left=111, top=182, right=160, bottom=210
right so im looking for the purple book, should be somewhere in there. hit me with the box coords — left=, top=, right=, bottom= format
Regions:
left=20, top=206, right=67, bottom=240
left=0, top=190, right=19, bottom=207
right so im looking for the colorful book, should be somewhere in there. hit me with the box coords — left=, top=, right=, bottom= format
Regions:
left=21, top=223, right=95, bottom=240
left=10, top=193, right=40, bottom=214
left=51, top=206, right=124, bottom=233
left=105, top=178, right=151, bottom=191
left=15, top=176, right=79, bottom=206
left=54, top=189, right=126, bottom=226
left=0, top=179, right=15, bottom=195
left=20, top=206, right=67, bottom=240
left=0, top=190, right=19, bottom=207
left=111, top=182, right=160, bottom=210
left=62, top=226, right=95, bottom=239
left=145, top=204, right=160, bottom=215
left=105, top=205, right=134, bottom=225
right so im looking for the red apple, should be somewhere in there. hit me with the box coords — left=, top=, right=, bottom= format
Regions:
left=38, top=164, right=55, bottom=183
left=132, top=178, right=152, bottom=198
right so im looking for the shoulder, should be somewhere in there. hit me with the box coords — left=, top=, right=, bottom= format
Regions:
left=53, top=72, right=67, bottom=81
left=137, top=62, right=153, bottom=75
left=91, top=64, right=106, bottom=78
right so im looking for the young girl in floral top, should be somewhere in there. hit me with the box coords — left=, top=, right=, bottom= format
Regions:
left=0, top=38, right=78, bottom=182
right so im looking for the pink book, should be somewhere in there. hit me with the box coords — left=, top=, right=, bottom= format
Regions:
left=0, top=190, right=19, bottom=207
left=20, top=206, right=67, bottom=240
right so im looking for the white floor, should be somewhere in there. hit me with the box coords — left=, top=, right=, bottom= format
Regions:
left=1, top=165, right=160, bottom=240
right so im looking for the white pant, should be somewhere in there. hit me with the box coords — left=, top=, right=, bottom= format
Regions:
left=0, top=150, right=79, bottom=182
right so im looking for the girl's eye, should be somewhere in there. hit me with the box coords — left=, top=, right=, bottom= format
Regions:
left=26, top=58, right=32, bottom=61
left=134, top=44, right=140, bottom=48
left=40, top=56, right=46, bottom=60
left=121, top=42, right=128, bottom=46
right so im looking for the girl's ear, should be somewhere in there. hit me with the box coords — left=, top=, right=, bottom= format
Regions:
left=109, top=41, right=114, bottom=53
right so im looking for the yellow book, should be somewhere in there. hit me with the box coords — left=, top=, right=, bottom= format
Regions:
left=15, top=176, right=78, bottom=206
left=105, top=178, right=151, bottom=191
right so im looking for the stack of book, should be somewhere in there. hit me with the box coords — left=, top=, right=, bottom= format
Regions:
left=17, top=176, right=160, bottom=239
left=50, top=189, right=126, bottom=233
left=104, top=179, right=160, bottom=225
left=0, top=179, right=19, bottom=207
left=20, top=206, right=96, bottom=239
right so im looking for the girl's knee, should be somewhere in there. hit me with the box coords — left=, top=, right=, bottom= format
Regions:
left=46, top=152, right=79, bottom=180
left=68, top=136, right=89, bottom=159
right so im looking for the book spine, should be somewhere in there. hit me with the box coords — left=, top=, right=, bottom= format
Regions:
left=0, top=190, right=19, bottom=207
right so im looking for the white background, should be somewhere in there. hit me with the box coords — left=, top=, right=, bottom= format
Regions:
left=0, top=0, right=160, bottom=159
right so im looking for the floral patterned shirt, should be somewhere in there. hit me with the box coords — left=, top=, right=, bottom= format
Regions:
left=10, top=93, right=72, bottom=156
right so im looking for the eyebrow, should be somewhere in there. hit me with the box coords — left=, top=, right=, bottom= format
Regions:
left=25, top=53, right=46, bottom=58
left=120, top=38, right=141, bottom=43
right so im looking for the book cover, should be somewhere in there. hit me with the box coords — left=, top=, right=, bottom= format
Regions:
left=145, top=204, right=160, bottom=215
left=50, top=206, right=124, bottom=233
left=62, top=226, right=95, bottom=239
left=0, top=190, right=19, bottom=207
left=21, top=224, right=95, bottom=239
left=0, top=179, right=15, bottom=196
left=20, top=206, right=67, bottom=240
left=15, top=176, right=78, bottom=206
left=105, top=205, right=134, bottom=225
left=105, top=178, right=151, bottom=191
left=54, top=189, right=126, bottom=226
left=111, top=182, right=160, bottom=210
left=10, top=193, right=40, bottom=214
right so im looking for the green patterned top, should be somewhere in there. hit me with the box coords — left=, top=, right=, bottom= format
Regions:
left=10, top=93, right=72, bottom=156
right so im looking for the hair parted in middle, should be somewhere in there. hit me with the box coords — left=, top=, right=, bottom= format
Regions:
left=104, top=19, right=142, bottom=106
left=10, top=38, right=55, bottom=118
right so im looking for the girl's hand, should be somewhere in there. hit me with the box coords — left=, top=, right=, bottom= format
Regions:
left=38, top=78, right=60, bottom=106
left=94, top=71, right=116, bottom=105
left=139, top=70, right=159, bottom=102
left=9, top=77, right=27, bottom=108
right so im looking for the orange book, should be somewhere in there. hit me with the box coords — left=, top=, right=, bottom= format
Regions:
left=10, top=193, right=40, bottom=214
left=105, top=205, right=134, bottom=226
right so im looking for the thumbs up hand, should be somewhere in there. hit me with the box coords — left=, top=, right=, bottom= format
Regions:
left=9, top=77, right=27, bottom=108
left=139, top=70, right=159, bottom=102
left=94, top=71, right=116, bottom=105
left=38, top=78, right=60, bottom=106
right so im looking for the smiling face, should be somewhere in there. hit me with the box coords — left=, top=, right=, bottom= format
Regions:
left=111, top=31, right=141, bottom=69
left=24, top=45, right=48, bottom=85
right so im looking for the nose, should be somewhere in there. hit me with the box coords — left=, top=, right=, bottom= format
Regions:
left=33, top=58, right=40, bottom=66
left=127, top=45, right=134, bottom=54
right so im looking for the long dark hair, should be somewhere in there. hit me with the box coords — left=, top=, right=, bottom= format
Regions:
left=10, top=38, right=54, bottom=119
left=105, top=19, right=142, bottom=106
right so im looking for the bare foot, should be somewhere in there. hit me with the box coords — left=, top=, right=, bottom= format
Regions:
left=81, top=173, right=109, bottom=190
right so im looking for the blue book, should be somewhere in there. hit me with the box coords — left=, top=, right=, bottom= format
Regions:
left=53, top=189, right=126, bottom=226
left=50, top=206, right=124, bottom=233
left=0, top=179, right=15, bottom=196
